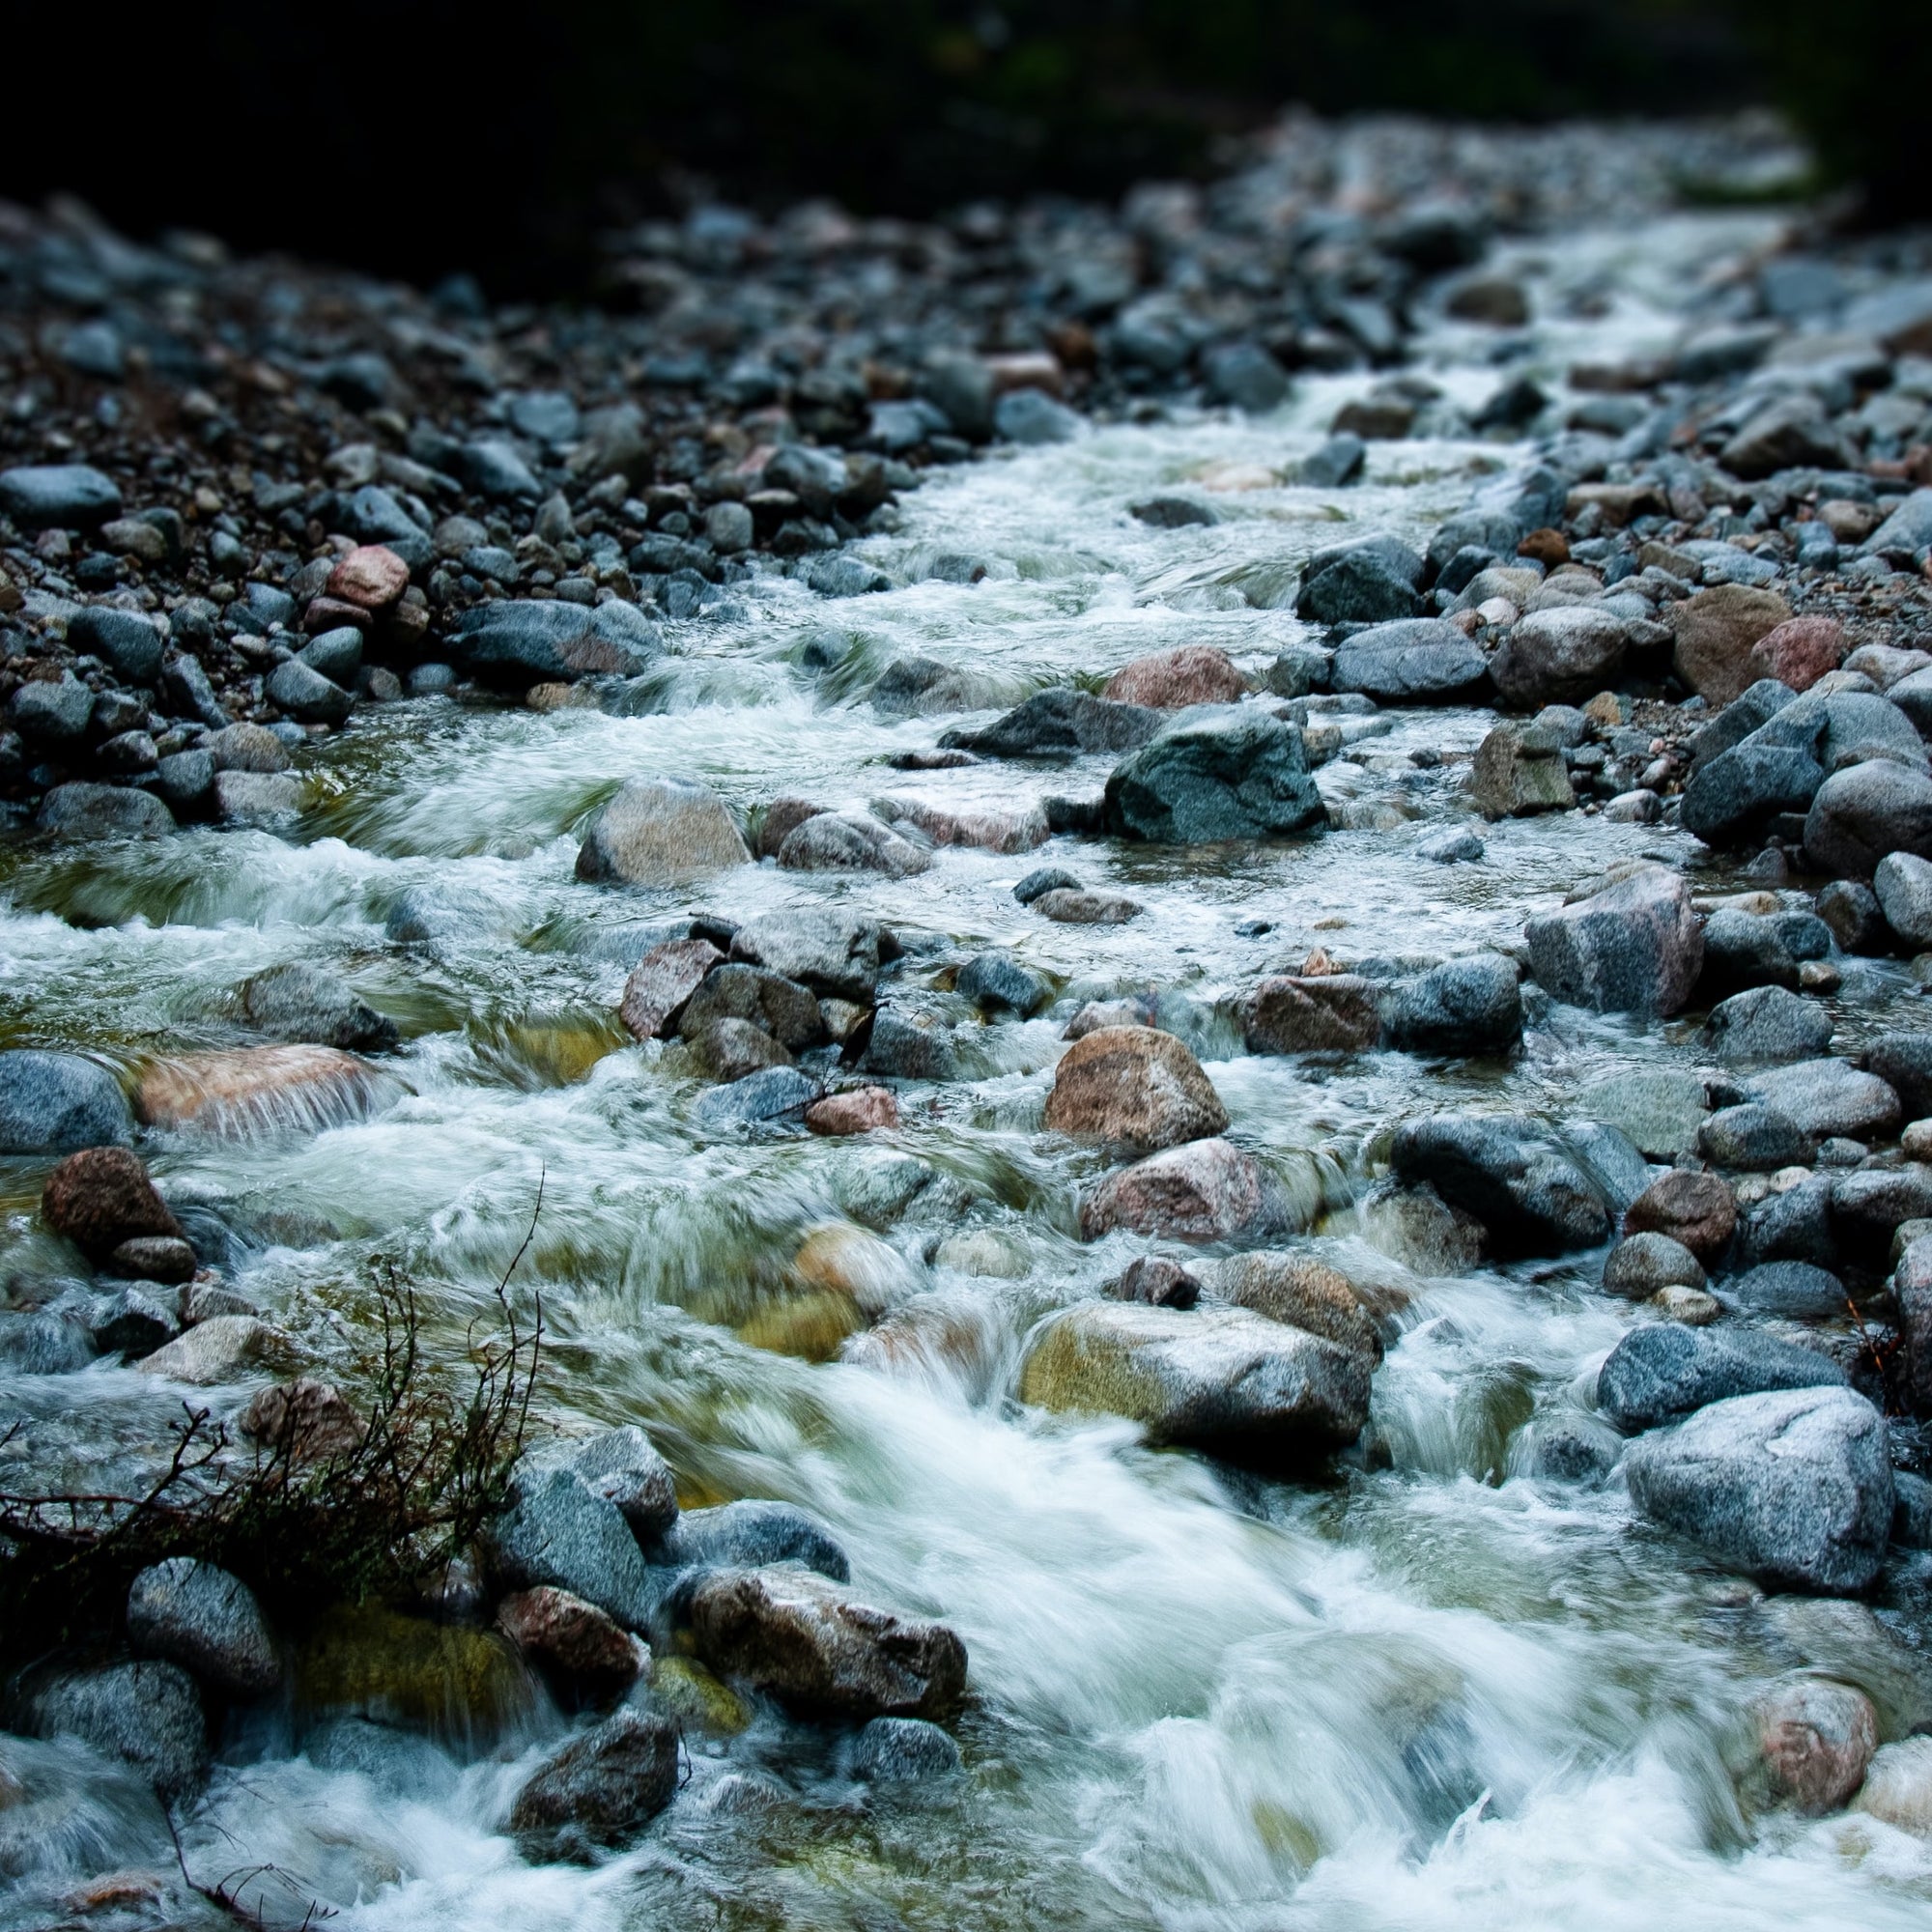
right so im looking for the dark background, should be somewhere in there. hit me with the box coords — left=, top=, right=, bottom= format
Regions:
left=8, top=1, right=1921, bottom=293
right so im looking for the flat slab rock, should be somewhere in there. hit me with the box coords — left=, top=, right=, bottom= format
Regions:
left=1018, top=1300, right=1371, bottom=1456
left=133, top=1045, right=404, bottom=1136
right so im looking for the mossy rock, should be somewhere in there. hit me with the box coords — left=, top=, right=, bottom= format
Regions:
left=650, top=1655, right=752, bottom=1734
left=738, top=1288, right=867, bottom=1361
left=294, top=1604, right=536, bottom=1744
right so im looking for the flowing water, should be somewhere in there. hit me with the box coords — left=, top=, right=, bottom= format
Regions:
left=5, top=207, right=1932, bottom=1929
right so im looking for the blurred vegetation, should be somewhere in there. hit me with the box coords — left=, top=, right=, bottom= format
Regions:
left=7, top=1, right=1924, bottom=289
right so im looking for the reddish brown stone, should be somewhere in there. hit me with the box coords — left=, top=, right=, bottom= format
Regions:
left=1112, top=1256, right=1202, bottom=1307
left=756, top=795, right=830, bottom=860
left=1623, top=1169, right=1738, bottom=1264
left=1044, top=1026, right=1229, bottom=1151
left=806, top=1087, right=899, bottom=1135
left=1035, top=888, right=1141, bottom=924
left=1517, top=527, right=1570, bottom=566
left=1668, top=585, right=1793, bottom=706
left=302, top=595, right=372, bottom=635
left=327, top=545, right=411, bottom=612
left=618, top=938, right=724, bottom=1040
left=241, top=1378, right=366, bottom=1463
left=1102, top=644, right=1246, bottom=710
left=1747, top=616, right=1847, bottom=694
left=1242, top=975, right=1381, bottom=1054
left=1080, top=1137, right=1268, bottom=1242
left=1755, top=1678, right=1877, bottom=1813
left=133, top=1046, right=399, bottom=1136
left=42, top=1148, right=182, bottom=1258
left=875, top=797, right=1046, bottom=854
left=497, top=1586, right=647, bottom=1695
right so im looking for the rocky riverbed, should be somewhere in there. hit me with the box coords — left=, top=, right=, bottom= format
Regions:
left=5, top=109, right=1932, bottom=1930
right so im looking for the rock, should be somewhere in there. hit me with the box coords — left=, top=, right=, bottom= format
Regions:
left=1598, top=1322, right=1843, bottom=1432
left=1857, top=1738, right=1932, bottom=1834
left=1805, top=761, right=1932, bottom=880
left=159, top=652, right=229, bottom=730
left=525, top=1426, right=679, bottom=1540
left=1721, top=396, right=1856, bottom=478
left=1833, top=1167, right=1932, bottom=1268
left=213, top=772, right=303, bottom=824
left=1699, top=908, right=1833, bottom=994
left=36, top=783, right=176, bottom=839
left=1079, top=1137, right=1273, bottom=1243
left=1669, top=585, right=1794, bottom=706
left=943, top=688, right=1163, bottom=758
left=326, top=544, right=411, bottom=611
left=1297, top=433, right=1367, bottom=488
left=1490, top=609, right=1632, bottom=709
left=693, top=1065, right=821, bottom=1128
left=859, top=1009, right=957, bottom=1081
left=105, top=1233, right=195, bottom=1281
left=1744, top=1060, right=1900, bottom=1141
left=265, top=656, right=353, bottom=726
left=0, top=463, right=122, bottom=527
left=649, top=1498, right=849, bottom=1582
left=1113, top=1256, right=1203, bottom=1308
left=1036, top=887, right=1142, bottom=923
left=954, top=953, right=1048, bottom=1017
left=1389, top=1115, right=1608, bottom=1256
left=41, top=1147, right=180, bottom=1257
left=1017, top=1301, right=1369, bottom=1457
left=1419, top=826, right=1484, bottom=864
left=1625, top=1170, right=1737, bottom=1263
left=238, top=961, right=397, bottom=1053
left=682, top=1566, right=966, bottom=1719
left=508, top=1709, right=677, bottom=1857
left=489, top=1465, right=655, bottom=1630
left=1750, top=617, right=1847, bottom=694
left=1877, top=852, right=1932, bottom=949
left=1470, top=722, right=1575, bottom=818
left=689, top=1018, right=792, bottom=1081
left=1242, top=975, right=1381, bottom=1053
left=1705, top=986, right=1833, bottom=1065
left=452, top=598, right=659, bottom=685
left=1131, top=495, right=1221, bottom=528
left=680, top=964, right=824, bottom=1052
left=1043, top=1027, right=1229, bottom=1151
left=137, top=1315, right=302, bottom=1384
left=1298, top=550, right=1421, bottom=627
left=496, top=1588, right=646, bottom=1698
left=875, top=795, right=1046, bottom=855
left=1623, top=1385, right=1894, bottom=1593
left=1331, top=618, right=1490, bottom=701
left=1580, top=1068, right=1708, bottom=1161
left=0, top=1049, right=132, bottom=1152
left=67, top=607, right=164, bottom=684
left=1737, top=1175, right=1836, bottom=1272
left=730, top=910, right=884, bottom=1003
left=241, top=1378, right=365, bottom=1463
left=994, top=388, right=1080, bottom=443
left=133, top=1045, right=399, bottom=1136
left=1755, top=1677, right=1879, bottom=1813
left=1214, top=1251, right=1381, bottom=1360
left=23, top=1662, right=207, bottom=1798
left=619, top=937, right=724, bottom=1039
left=1602, top=1233, right=1707, bottom=1298
left=1868, top=1037, right=1932, bottom=1120
left=298, top=626, right=363, bottom=688
left=208, top=723, right=292, bottom=773
left=1102, top=645, right=1245, bottom=709
left=870, top=655, right=994, bottom=716
left=127, top=1558, right=281, bottom=1697
left=1524, top=867, right=1702, bottom=1016
left=779, top=811, right=930, bottom=876
left=1014, top=866, right=1081, bottom=905
left=807, top=1087, right=898, bottom=1135
left=153, top=749, right=215, bottom=812
left=850, top=1715, right=962, bottom=1780
left=1104, top=711, right=1323, bottom=843
left=1728, top=1261, right=1846, bottom=1321
left=1377, top=955, right=1523, bottom=1056
left=1699, top=1104, right=1810, bottom=1171
left=577, top=778, right=750, bottom=886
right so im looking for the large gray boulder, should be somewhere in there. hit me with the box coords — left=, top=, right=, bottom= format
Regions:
left=1388, top=1114, right=1608, bottom=1256
left=1524, top=867, right=1702, bottom=1016
left=1597, top=1323, right=1844, bottom=1433
left=576, top=777, right=751, bottom=885
left=127, top=1558, right=282, bottom=1696
left=1703, top=986, right=1833, bottom=1065
left=1804, top=760, right=1932, bottom=879
left=36, top=783, right=177, bottom=839
left=487, top=1464, right=656, bottom=1630
left=1743, top=1059, right=1900, bottom=1140
left=1623, top=1385, right=1893, bottom=1593
left=1376, top=955, right=1523, bottom=1055
left=452, top=598, right=661, bottom=685
left=23, top=1661, right=209, bottom=1798
left=522, top=1425, right=679, bottom=1541
left=1330, top=618, right=1489, bottom=701
left=238, top=962, right=398, bottom=1053
left=1102, top=711, right=1324, bottom=842
left=0, top=1049, right=133, bottom=1152
left=1016, top=1301, right=1370, bottom=1457
left=647, top=1499, right=849, bottom=1582
left=729, top=910, right=885, bottom=1002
